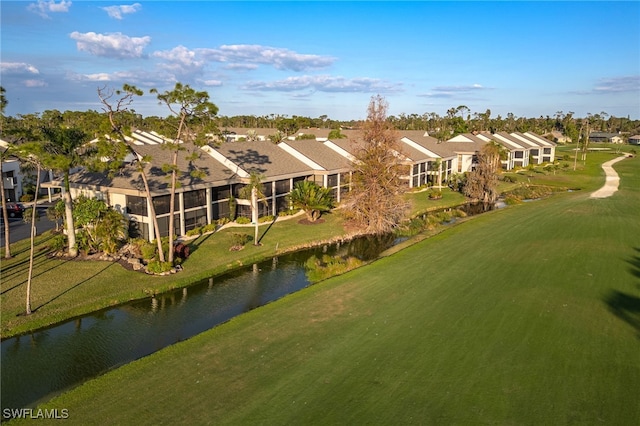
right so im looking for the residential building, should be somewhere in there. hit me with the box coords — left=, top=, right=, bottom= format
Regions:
left=589, top=132, right=624, bottom=144
left=41, top=128, right=556, bottom=242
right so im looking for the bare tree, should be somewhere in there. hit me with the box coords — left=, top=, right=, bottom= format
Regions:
left=15, top=142, right=46, bottom=315
left=342, top=95, right=409, bottom=234
left=0, top=87, right=11, bottom=258
left=97, top=85, right=166, bottom=262
left=1, top=143, right=12, bottom=258
left=463, top=141, right=505, bottom=204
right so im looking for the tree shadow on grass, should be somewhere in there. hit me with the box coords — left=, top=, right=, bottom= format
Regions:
left=0, top=249, right=54, bottom=283
left=1, top=256, right=69, bottom=296
left=257, top=215, right=279, bottom=245
left=183, top=232, right=214, bottom=257
left=603, top=247, right=640, bottom=339
left=628, top=247, right=640, bottom=280
left=33, top=262, right=114, bottom=313
left=1, top=233, right=56, bottom=259
left=604, top=290, right=640, bottom=339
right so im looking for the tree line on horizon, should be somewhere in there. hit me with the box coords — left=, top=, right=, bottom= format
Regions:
left=1, top=87, right=639, bottom=143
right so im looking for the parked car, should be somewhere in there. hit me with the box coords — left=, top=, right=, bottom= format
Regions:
left=4, top=202, right=25, bottom=218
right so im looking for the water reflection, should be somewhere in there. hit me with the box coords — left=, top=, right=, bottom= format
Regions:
left=2, top=245, right=332, bottom=411
left=1, top=203, right=492, bottom=412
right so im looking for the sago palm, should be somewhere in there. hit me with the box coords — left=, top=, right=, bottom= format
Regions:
left=287, top=181, right=333, bottom=222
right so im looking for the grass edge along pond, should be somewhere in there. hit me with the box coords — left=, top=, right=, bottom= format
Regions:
left=8, top=149, right=640, bottom=425
left=1, top=186, right=467, bottom=339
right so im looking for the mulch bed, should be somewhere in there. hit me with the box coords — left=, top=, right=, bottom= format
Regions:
left=297, top=218, right=325, bottom=225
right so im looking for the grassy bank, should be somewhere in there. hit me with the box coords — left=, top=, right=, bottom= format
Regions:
left=7, top=149, right=639, bottom=424
left=0, top=185, right=465, bottom=339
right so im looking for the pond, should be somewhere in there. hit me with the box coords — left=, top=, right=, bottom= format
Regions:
left=1, top=202, right=494, bottom=412
left=0, top=233, right=398, bottom=412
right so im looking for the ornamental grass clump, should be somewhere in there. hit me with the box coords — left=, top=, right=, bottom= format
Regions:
left=229, top=232, right=251, bottom=251
left=304, top=254, right=363, bottom=282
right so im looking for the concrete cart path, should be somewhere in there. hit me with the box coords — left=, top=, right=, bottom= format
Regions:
left=589, top=155, right=631, bottom=199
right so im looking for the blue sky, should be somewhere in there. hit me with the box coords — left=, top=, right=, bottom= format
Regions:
left=2, top=1, right=639, bottom=121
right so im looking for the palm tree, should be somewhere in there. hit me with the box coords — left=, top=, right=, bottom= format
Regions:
left=239, top=171, right=268, bottom=245
left=287, top=180, right=333, bottom=223
left=41, top=126, right=88, bottom=257
left=433, top=158, right=443, bottom=189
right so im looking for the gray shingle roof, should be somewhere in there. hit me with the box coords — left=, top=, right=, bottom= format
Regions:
left=400, top=131, right=459, bottom=158
left=213, top=140, right=311, bottom=178
left=280, top=139, right=351, bottom=171
left=69, top=141, right=240, bottom=194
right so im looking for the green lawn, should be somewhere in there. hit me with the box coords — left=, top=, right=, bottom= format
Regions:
left=0, top=212, right=352, bottom=338
left=10, top=149, right=638, bottom=425
left=0, top=185, right=464, bottom=339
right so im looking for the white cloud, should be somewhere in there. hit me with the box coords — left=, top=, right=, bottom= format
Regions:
left=421, top=84, right=490, bottom=98
left=27, top=0, right=71, bottom=18
left=76, top=73, right=112, bottom=82
left=0, top=62, right=40, bottom=75
left=150, top=44, right=336, bottom=82
left=153, top=45, right=207, bottom=78
left=67, top=70, right=153, bottom=83
left=198, top=44, right=335, bottom=71
left=202, top=80, right=223, bottom=87
left=224, top=63, right=259, bottom=71
left=24, top=79, right=48, bottom=88
left=243, top=75, right=402, bottom=93
left=101, top=3, right=142, bottom=19
left=70, top=31, right=151, bottom=59
left=593, top=76, right=640, bottom=93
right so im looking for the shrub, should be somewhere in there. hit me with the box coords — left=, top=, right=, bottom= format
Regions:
left=20, top=194, right=34, bottom=202
left=140, top=241, right=157, bottom=261
left=295, top=133, right=316, bottom=140
left=452, top=208, right=467, bottom=218
left=427, top=189, right=442, bottom=199
left=235, top=216, right=251, bottom=224
left=146, top=261, right=173, bottom=274
left=504, top=194, right=523, bottom=205
left=304, top=254, right=363, bottom=282
left=258, top=215, right=275, bottom=223
left=278, top=208, right=300, bottom=217
left=502, top=175, right=517, bottom=183
left=229, top=232, right=251, bottom=250
left=72, top=195, right=127, bottom=255
left=396, top=217, right=426, bottom=237
left=48, top=234, right=67, bottom=252
left=504, top=184, right=562, bottom=201
left=328, top=129, right=346, bottom=139
left=216, top=217, right=230, bottom=226
left=186, top=227, right=202, bottom=237
left=434, top=211, right=453, bottom=223
left=202, top=223, right=217, bottom=233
